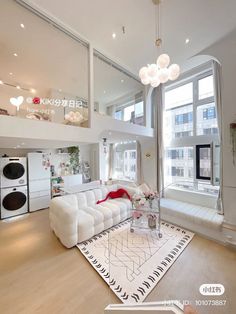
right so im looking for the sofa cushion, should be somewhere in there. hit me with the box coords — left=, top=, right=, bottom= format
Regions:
left=161, top=198, right=224, bottom=230
left=93, top=188, right=103, bottom=202
left=82, top=206, right=104, bottom=226
left=115, top=198, right=133, bottom=210
left=85, top=190, right=96, bottom=206
left=101, top=187, right=109, bottom=198
left=106, top=200, right=126, bottom=220
left=92, top=204, right=114, bottom=229
left=106, top=184, right=118, bottom=192
left=93, top=204, right=113, bottom=221
left=97, top=202, right=120, bottom=224
left=77, top=210, right=95, bottom=243
left=76, top=192, right=87, bottom=208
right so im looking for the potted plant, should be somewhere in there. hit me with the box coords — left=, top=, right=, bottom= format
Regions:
left=67, top=146, right=80, bottom=174
left=143, top=191, right=158, bottom=209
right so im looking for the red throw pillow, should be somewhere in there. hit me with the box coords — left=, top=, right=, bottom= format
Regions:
left=97, top=188, right=131, bottom=204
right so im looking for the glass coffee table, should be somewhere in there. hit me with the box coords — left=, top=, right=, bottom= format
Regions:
left=130, top=198, right=162, bottom=238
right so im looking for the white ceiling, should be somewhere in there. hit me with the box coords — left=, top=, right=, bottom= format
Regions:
left=0, top=131, right=147, bottom=149
left=26, top=0, right=236, bottom=74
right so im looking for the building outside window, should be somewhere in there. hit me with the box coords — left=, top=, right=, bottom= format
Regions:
left=163, top=66, right=219, bottom=196
left=115, top=110, right=122, bottom=120
left=171, top=166, right=184, bottom=177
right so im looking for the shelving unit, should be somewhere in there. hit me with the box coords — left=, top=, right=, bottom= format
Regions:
left=130, top=199, right=162, bottom=238
left=82, top=161, right=91, bottom=183
left=51, top=177, right=65, bottom=198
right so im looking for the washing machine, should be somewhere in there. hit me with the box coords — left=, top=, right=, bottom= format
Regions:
left=0, top=157, right=27, bottom=188
left=0, top=185, right=28, bottom=219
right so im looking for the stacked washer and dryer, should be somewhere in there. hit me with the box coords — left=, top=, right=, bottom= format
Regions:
left=0, top=157, right=28, bottom=219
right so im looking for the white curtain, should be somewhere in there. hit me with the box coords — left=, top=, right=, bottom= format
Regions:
left=213, top=60, right=224, bottom=214
left=136, top=140, right=144, bottom=185
left=108, top=143, right=114, bottom=179
left=155, top=86, right=164, bottom=197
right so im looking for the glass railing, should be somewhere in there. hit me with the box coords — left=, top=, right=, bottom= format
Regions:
left=94, top=51, right=145, bottom=126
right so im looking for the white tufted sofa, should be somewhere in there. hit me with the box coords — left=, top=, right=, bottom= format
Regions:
left=49, top=184, right=139, bottom=248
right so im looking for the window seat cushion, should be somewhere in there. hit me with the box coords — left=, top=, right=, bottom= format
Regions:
left=160, top=198, right=224, bottom=230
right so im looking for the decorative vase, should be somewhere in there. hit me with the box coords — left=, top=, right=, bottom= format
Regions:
left=148, top=199, right=153, bottom=209
left=148, top=216, right=156, bottom=229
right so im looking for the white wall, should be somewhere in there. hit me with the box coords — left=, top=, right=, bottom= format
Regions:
left=98, top=142, right=109, bottom=182
left=90, top=144, right=100, bottom=181
left=139, top=138, right=156, bottom=189
left=0, top=145, right=94, bottom=179
left=0, top=148, right=35, bottom=157
left=200, top=29, right=236, bottom=227
left=79, top=144, right=91, bottom=163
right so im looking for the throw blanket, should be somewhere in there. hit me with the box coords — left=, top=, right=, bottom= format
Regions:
left=96, top=188, right=131, bottom=204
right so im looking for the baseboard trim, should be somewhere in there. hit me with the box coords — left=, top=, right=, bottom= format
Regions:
left=223, top=222, right=236, bottom=231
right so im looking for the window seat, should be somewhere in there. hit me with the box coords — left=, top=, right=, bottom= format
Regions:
left=160, top=198, right=224, bottom=230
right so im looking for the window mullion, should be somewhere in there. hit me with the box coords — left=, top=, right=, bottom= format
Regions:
left=193, top=78, right=198, bottom=189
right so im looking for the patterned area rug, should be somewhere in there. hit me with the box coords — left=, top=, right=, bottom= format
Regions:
left=77, top=220, right=194, bottom=304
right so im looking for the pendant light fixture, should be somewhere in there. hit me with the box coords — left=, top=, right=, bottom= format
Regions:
left=139, top=0, right=180, bottom=87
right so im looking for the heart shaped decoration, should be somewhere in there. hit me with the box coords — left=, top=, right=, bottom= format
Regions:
left=10, top=96, right=24, bottom=111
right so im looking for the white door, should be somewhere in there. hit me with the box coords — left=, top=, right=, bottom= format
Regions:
left=28, top=153, right=50, bottom=181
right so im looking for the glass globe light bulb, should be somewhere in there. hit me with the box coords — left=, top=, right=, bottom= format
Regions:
left=157, top=54, right=170, bottom=69
left=147, top=64, right=158, bottom=78
left=141, top=77, right=150, bottom=85
left=158, top=68, right=169, bottom=84
left=139, top=66, right=148, bottom=79
left=150, top=77, right=160, bottom=88
left=168, top=64, right=180, bottom=81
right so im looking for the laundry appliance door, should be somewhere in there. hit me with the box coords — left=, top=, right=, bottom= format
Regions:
left=1, top=186, right=28, bottom=219
left=1, top=158, right=27, bottom=188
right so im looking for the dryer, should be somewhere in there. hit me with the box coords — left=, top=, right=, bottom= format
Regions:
left=1, top=185, right=28, bottom=219
left=0, top=157, right=27, bottom=188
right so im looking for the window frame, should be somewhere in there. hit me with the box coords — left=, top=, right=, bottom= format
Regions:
left=163, top=65, right=219, bottom=195
left=196, top=144, right=211, bottom=180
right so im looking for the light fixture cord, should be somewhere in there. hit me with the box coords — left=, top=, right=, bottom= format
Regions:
left=155, top=1, right=162, bottom=55
left=158, top=1, right=161, bottom=42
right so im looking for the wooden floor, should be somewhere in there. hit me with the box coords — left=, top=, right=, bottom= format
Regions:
left=0, top=210, right=236, bottom=314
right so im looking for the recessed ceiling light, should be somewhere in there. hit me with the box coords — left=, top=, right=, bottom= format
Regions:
left=0, top=80, right=3, bottom=85
left=30, top=88, right=36, bottom=93
left=9, top=72, right=13, bottom=75
left=20, top=23, right=25, bottom=29
left=185, top=38, right=190, bottom=44
left=13, top=53, right=18, bottom=57
left=112, top=33, right=116, bottom=39
left=121, top=79, right=124, bottom=83
left=16, top=85, right=20, bottom=89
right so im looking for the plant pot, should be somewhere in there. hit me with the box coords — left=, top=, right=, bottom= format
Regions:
left=148, top=216, right=156, bottom=229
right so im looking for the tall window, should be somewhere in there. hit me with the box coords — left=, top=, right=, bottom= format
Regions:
left=163, top=67, right=219, bottom=195
left=112, top=141, right=137, bottom=181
